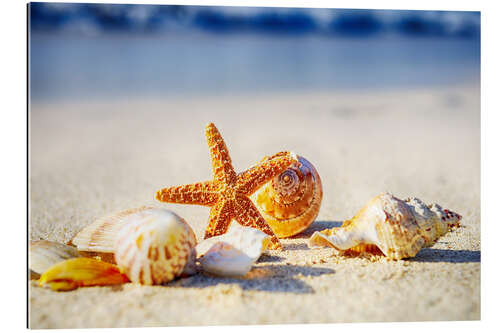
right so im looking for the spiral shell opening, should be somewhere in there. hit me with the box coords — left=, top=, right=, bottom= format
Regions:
left=252, top=155, right=322, bottom=238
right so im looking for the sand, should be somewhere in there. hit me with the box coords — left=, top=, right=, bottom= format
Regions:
left=28, top=85, right=480, bottom=328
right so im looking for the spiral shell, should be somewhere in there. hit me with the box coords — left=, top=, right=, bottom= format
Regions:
left=72, top=207, right=197, bottom=285
left=251, top=154, right=323, bottom=238
left=308, top=192, right=461, bottom=260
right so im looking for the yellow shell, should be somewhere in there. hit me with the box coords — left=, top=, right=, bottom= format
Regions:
left=39, top=257, right=129, bottom=291
left=251, top=154, right=322, bottom=238
left=308, top=192, right=461, bottom=260
left=72, top=207, right=197, bottom=285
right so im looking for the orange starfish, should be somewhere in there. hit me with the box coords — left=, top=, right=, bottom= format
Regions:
left=155, top=123, right=296, bottom=250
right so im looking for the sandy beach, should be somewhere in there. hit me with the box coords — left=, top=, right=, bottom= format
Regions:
left=28, top=85, right=480, bottom=328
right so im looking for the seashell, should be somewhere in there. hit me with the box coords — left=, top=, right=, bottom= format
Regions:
left=72, top=207, right=197, bottom=285
left=308, top=192, right=461, bottom=260
left=404, top=197, right=461, bottom=247
left=71, top=206, right=153, bottom=253
left=114, top=210, right=196, bottom=284
left=196, top=223, right=270, bottom=259
left=29, top=240, right=81, bottom=279
left=196, top=223, right=270, bottom=277
left=39, top=257, right=129, bottom=291
left=199, top=242, right=255, bottom=277
left=251, top=154, right=323, bottom=238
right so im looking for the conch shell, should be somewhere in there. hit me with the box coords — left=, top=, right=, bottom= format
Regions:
left=196, top=223, right=270, bottom=277
left=72, top=207, right=197, bottom=285
left=29, top=240, right=82, bottom=279
left=308, top=192, right=461, bottom=260
left=251, top=154, right=322, bottom=238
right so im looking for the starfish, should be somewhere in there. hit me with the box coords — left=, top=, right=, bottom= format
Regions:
left=155, top=123, right=297, bottom=250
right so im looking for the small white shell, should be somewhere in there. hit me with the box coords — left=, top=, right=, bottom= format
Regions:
left=72, top=207, right=197, bottom=284
left=29, top=240, right=81, bottom=278
left=198, top=242, right=254, bottom=277
left=196, top=223, right=270, bottom=277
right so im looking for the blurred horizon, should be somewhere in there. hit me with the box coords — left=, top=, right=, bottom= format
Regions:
left=29, top=3, right=480, bottom=102
left=30, top=3, right=480, bottom=39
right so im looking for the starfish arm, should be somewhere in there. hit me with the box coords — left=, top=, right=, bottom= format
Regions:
left=204, top=199, right=233, bottom=239
left=234, top=195, right=282, bottom=250
left=205, top=123, right=237, bottom=185
left=156, top=181, right=220, bottom=206
left=236, top=151, right=297, bottom=196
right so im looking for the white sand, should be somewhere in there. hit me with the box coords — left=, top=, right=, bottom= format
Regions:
left=29, top=85, right=480, bottom=328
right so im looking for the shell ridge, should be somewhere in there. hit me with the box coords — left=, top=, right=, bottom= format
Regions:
left=72, top=206, right=153, bottom=253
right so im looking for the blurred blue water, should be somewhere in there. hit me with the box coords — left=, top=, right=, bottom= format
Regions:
left=29, top=4, right=480, bottom=101
left=29, top=33, right=479, bottom=101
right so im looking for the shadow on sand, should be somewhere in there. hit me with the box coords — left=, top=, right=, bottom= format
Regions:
left=171, top=264, right=335, bottom=294
left=290, top=220, right=480, bottom=264
left=291, top=220, right=343, bottom=239
left=409, top=248, right=481, bottom=263
left=168, top=221, right=478, bottom=294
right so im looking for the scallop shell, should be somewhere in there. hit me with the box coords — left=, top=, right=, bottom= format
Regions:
left=71, top=206, right=153, bottom=253
left=29, top=240, right=81, bottom=279
left=72, top=207, right=197, bottom=285
left=308, top=192, right=461, bottom=260
left=251, top=154, right=323, bottom=238
left=196, top=223, right=270, bottom=277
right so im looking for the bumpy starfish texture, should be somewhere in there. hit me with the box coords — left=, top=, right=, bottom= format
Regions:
left=155, top=123, right=296, bottom=250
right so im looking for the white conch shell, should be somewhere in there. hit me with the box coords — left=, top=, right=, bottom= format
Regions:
left=196, top=223, right=270, bottom=277
left=251, top=154, right=323, bottom=238
left=308, top=192, right=461, bottom=260
left=29, top=240, right=81, bottom=278
left=72, top=207, right=197, bottom=284
left=404, top=197, right=461, bottom=247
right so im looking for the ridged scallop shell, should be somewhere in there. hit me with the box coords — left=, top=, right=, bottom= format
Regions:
left=72, top=207, right=197, bottom=285
left=196, top=223, right=270, bottom=277
left=308, top=192, right=461, bottom=260
left=71, top=206, right=153, bottom=253
left=251, top=154, right=323, bottom=238
left=29, top=240, right=81, bottom=279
